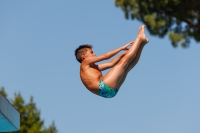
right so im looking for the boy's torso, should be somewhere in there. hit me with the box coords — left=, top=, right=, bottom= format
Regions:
left=80, top=63, right=103, bottom=95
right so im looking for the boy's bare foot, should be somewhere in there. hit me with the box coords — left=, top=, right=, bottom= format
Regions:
left=137, top=25, right=149, bottom=44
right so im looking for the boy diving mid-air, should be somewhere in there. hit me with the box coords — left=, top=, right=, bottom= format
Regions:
left=75, top=25, right=149, bottom=98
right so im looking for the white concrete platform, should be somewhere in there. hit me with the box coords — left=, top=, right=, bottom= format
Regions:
left=0, top=93, right=20, bottom=132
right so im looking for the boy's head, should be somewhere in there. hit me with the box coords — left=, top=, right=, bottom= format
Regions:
left=75, top=44, right=95, bottom=63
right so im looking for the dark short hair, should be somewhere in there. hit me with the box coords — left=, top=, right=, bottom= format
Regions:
left=75, top=44, right=93, bottom=63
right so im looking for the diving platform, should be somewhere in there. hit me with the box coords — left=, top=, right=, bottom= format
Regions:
left=0, top=92, right=20, bottom=132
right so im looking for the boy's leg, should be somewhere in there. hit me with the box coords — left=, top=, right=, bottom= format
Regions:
left=103, top=25, right=148, bottom=88
left=116, top=42, right=146, bottom=89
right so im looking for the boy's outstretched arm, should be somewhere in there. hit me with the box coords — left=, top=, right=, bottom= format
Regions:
left=83, top=42, right=133, bottom=65
left=98, top=51, right=127, bottom=71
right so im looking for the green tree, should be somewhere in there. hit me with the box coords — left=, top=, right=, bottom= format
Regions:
left=0, top=87, right=58, bottom=133
left=115, top=0, right=200, bottom=47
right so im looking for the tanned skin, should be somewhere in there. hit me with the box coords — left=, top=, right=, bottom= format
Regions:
left=80, top=25, right=149, bottom=96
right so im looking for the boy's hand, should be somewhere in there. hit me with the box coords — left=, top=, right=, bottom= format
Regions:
left=121, top=42, right=134, bottom=50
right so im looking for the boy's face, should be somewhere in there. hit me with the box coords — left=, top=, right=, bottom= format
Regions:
left=82, top=48, right=96, bottom=60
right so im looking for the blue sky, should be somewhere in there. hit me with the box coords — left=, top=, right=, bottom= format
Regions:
left=0, top=1, right=200, bottom=133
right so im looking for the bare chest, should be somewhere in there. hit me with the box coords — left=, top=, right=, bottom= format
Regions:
left=81, top=65, right=102, bottom=79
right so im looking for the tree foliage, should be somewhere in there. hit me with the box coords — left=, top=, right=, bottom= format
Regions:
left=115, top=0, right=200, bottom=47
left=0, top=87, right=58, bottom=133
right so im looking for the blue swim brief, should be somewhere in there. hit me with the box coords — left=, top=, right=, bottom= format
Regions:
left=98, top=80, right=118, bottom=98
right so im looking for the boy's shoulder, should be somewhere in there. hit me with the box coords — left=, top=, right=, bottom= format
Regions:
left=80, top=61, right=97, bottom=69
